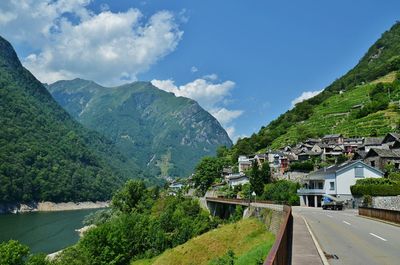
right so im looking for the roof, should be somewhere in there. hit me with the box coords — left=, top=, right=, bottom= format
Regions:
left=298, top=150, right=322, bottom=156
left=382, top=133, right=400, bottom=144
left=363, top=137, right=383, bottom=146
left=322, top=134, right=343, bottom=139
left=226, top=173, right=248, bottom=181
left=365, top=148, right=400, bottom=159
left=306, top=160, right=383, bottom=179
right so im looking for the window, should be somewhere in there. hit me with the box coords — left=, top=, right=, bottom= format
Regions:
left=355, top=166, right=364, bottom=178
left=396, top=163, right=400, bottom=169
left=370, top=161, right=375, bottom=167
left=330, top=182, right=335, bottom=190
left=318, top=182, right=324, bottom=189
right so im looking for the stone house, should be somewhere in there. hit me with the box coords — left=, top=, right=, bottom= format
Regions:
left=364, top=148, right=400, bottom=170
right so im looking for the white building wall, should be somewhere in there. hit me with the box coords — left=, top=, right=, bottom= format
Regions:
left=322, top=173, right=336, bottom=195
left=336, top=166, right=382, bottom=196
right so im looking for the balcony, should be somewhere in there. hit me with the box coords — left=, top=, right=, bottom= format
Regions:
left=297, top=188, right=325, bottom=195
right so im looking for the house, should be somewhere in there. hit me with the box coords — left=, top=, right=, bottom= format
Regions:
left=297, top=160, right=383, bottom=207
left=321, top=134, right=344, bottom=145
left=238, top=155, right=252, bottom=173
left=225, top=173, right=249, bottom=187
left=359, top=137, right=384, bottom=152
left=381, top=133, right=400, bottom=149
left=343, top=137, right=363, bottom=153
left=297, top=150, right=321, bottom=161
left=364, top=148, right=400, bottom=170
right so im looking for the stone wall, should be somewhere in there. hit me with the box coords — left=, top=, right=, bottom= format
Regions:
left=372, top=196, right=400, bottom=211
left=245, top=206, right=283, bottom=235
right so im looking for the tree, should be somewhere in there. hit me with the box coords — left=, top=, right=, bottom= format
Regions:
left=193, top=157, right=224, bottom=195
left=112, top=180, right=147, bottom=213
left=260, top=162, right=271, bottom=184
left=0, top=240, right=29, bottom=265
left=249, top=160, right=264, bottom=196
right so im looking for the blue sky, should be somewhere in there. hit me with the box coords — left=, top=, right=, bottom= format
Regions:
left=1, top=1, right=400, bottom=141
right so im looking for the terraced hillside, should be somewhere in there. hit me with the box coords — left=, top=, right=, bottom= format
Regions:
left=231, top=22, right=400, bottom=156
left=270, top=73, right=400, bottom=148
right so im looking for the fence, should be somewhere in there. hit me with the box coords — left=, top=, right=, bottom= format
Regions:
left=359, top=206, right=400, bottom=224
left=264, top=205, right=293, bottom=265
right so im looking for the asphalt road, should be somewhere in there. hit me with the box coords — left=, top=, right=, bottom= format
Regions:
left=293, top=206, right=400, bottom=265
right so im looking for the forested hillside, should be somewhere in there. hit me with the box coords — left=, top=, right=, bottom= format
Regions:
left=47, top=79, right=232, bottom=177
left=0, top=36, right=146, bottom=203
left=231, top=22, right=400, bottom=157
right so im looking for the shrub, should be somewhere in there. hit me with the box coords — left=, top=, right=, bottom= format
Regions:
left=351, top=183, right=400, bottom=196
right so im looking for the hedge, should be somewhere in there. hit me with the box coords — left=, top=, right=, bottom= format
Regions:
left=351, top=184, right=400, bottom=196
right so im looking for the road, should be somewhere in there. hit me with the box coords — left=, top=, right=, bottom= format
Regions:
left=293, top=206, right=400, bottom=265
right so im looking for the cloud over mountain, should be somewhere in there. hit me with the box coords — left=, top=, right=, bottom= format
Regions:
left=151, top=77, right=243, bottom=140
left=0, top=0, right=183, bottom=85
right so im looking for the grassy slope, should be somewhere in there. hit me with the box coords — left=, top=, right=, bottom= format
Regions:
left=131, top=218, right=275, bottom=265
left=270, top=73, right=400, bottom=148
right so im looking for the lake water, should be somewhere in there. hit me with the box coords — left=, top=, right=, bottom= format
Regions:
left=0, top=209, right=98, bottom=254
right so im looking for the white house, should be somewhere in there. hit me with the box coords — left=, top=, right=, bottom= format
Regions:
left=297, top=160, right=383, bottom=207
left=225, top=173, right=249, bottom=187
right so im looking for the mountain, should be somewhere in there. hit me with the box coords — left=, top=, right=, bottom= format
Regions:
left=47, top=79, right=232, bottom=177
left=0, top=36, right=146, bottom=204
left=231, top=22, right=400, bottom=157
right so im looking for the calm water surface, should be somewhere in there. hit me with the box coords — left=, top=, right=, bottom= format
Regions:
left=0, top=209, right=98, bottom=254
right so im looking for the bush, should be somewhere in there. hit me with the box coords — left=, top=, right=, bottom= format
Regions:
left=289, top=161, right=314, bottom=172
left=262, top=180, right=300, bottom=205
left=351, top=183, right=400, bottom=196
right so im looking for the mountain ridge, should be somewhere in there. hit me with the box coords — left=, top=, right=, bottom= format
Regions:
left=0, top=35, right=149, bottom=203
left=47, top=78, right=232, bottom=177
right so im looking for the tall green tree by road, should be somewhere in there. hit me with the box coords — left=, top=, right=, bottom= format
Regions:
left=193, top=156, right=227, bottom=195
left=249, top=160, right=271, bottom=196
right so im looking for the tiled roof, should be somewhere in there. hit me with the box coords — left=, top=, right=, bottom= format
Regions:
left=363, top=137, right=383, bottom=145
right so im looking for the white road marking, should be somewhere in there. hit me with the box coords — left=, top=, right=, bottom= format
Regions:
left=343, top=221, right=351, bottom=226
left=326, top=214, right=333, bottom=218
left=369, top=233, right=387, bottom=241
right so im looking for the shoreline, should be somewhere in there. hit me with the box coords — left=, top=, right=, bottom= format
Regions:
left=0, top=201, right=109, bottom=214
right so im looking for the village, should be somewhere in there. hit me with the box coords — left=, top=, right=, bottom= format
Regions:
left=169, top=132, right=400, bottom=209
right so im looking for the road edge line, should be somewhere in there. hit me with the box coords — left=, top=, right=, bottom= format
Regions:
left=301, top=216, right=330, bottom=265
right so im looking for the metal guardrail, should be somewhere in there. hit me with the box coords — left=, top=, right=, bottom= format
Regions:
left=264, top=205, right=293, bottom=265
left=359, top=206, right=400, bottom=224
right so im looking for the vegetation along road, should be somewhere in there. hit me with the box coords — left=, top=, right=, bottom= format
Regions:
left=294, top=207, right=400, bottom=265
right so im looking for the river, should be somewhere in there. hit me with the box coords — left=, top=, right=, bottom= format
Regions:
left=0, top=209, right=98, bottom=254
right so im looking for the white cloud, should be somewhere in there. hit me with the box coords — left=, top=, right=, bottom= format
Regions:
left=151, top=77, right=235, bottom=109
left=151, top=77, right=243, bottom=140
left=0, top=0, right=183, bottom=85
left=210, top=108, right=243, bottom=126
left=190, top=66, right=198, bottom=73
left=291, top=90, right=322, bottom=107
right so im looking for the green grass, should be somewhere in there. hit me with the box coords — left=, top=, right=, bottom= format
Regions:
left=131, top=218, right=275, bottom=265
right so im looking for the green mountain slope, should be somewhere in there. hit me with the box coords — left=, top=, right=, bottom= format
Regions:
left=233, top=22, right=400, bottom=155
left=47, top=79, right=232, bottom=177
left=0, top=36, right=145, bottom=203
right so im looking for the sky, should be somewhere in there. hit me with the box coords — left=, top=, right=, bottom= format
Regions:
left=1, top=1, right=400, bottom=141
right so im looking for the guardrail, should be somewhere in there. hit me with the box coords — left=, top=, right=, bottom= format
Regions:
left=264, top=205, right=293, bottom=265
left=205, top=196, right=282, bottom=205
left=359, top=206, right=400, bottom=224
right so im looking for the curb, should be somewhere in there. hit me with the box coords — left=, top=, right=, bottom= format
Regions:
left=301, top=216, right=330, bottom=265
